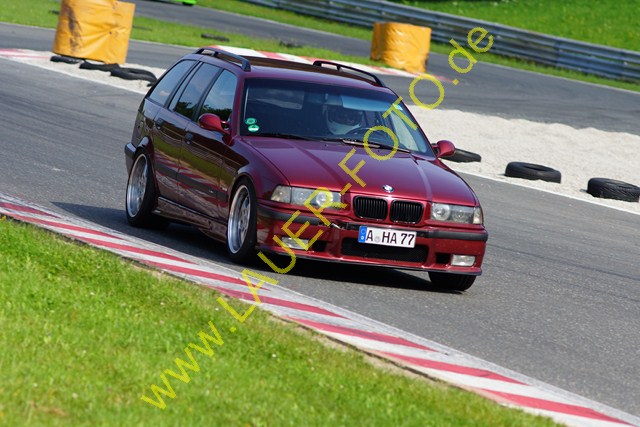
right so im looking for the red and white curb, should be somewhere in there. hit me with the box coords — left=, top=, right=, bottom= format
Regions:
left=1, top=192, right=638, bottom=427
left=0, top=47, right=450, bottom=83
left=0, top=48, right=52, bottom=60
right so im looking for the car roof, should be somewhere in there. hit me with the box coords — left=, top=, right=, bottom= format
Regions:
left=185, top=48, right=393, bottom=94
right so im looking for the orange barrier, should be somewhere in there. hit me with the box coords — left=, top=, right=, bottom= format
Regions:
left=371, top=22, right=431, bottom=73
left=53, top=0, right=135, bottom=64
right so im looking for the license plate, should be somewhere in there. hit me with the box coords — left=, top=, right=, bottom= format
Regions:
left=358, top=226, right=416, bottom=248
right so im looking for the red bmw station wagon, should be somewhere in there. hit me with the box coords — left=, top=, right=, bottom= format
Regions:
left=125, top=48, right=488, bottom=291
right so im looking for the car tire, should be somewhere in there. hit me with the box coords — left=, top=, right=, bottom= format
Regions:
left=227, top=179, right=258, bottom=263
left=50, top=55, right=83, bottom=64
left=111, top=67, right=158, bottom=84
left=428, top=272, right=476, bottom=292
left=125, top=151, right=167, bottom=228
left=587, top=178, right=640, bottom=202
left=447, top=148, right=481, bottom=163
left=505, top=162, right=561, bottom=183
left=79, top=61, right=120, bottom=72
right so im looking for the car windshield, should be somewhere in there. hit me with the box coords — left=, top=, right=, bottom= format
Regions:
left=240, top=78, right=434, bottom=155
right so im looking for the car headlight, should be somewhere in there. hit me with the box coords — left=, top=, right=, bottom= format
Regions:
left=431, top=203, right=483, bottom=224
left=271, top=185, right=343, bottom=208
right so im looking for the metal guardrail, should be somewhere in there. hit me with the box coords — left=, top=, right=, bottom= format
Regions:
left=244, top=0, right=640, bottom=82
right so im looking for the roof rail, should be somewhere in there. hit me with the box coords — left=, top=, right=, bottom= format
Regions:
left=195, top=47, right=251, bottom=71
left=313, top=60, right=385, bottom=87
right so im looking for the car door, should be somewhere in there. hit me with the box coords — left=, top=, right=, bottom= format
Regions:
left=145, top=59, right=196, bottom=201
left=180, top=69, right=239, bottom=223
left=152, top=62, right=217, bottom=214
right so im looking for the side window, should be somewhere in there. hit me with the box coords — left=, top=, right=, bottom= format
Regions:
left=199, top=70, right=238, bottom=122
left=147, top=60, right=195, bottom=106
left=170, top=63, right=221, bottom=120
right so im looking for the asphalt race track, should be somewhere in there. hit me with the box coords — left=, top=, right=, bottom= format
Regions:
left=1, top=8, right=639, bottom=419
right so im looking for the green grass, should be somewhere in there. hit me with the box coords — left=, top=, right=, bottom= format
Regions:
left=389, top=0, right=640, bottom=52
left=196, top=0, right=373, bottom=41
left=0, top=218, right=562, bottom=426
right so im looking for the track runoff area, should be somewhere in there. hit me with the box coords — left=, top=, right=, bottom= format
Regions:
left=1, top=24, right=639, bottom=427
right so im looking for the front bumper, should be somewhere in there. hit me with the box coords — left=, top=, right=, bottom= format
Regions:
left=256, top=202, right=487, bottom=274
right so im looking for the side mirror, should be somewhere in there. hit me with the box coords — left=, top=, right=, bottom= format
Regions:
left=198, top=113, right=228, bottom=134
left=433, top=139, right=455, bottom=158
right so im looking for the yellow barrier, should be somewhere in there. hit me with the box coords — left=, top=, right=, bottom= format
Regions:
left=52, top=0, right=135, bottom=64
left=371, top=22, right=431, bottom=73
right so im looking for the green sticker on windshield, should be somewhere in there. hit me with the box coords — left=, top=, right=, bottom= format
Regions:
left=248, top=124, right=260, bottom=132
left=245, top=117, right=257, bottom=125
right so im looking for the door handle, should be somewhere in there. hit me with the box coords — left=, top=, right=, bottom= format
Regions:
left=154, top=118, right=165, bottom=128
left=185, top=132, right=193, bottom=144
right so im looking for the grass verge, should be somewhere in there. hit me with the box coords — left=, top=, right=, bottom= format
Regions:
left=388, top=0, right=639, bottom=52
left=0, top=218, right=562, bottom=426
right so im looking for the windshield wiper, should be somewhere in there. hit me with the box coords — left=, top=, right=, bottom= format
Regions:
left=326, top=137, right=366, bottom=145
left=372, top=142, right=412, bottom=154
left=255, top=132, right=311, bottom=140
left=326, top=137, right=411, bottom=154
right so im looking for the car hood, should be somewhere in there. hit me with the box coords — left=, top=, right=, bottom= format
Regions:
left=246, top=137, right=478, bottom=205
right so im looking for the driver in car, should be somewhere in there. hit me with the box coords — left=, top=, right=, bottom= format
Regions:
left=323, top=104, right=364, bottom=135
